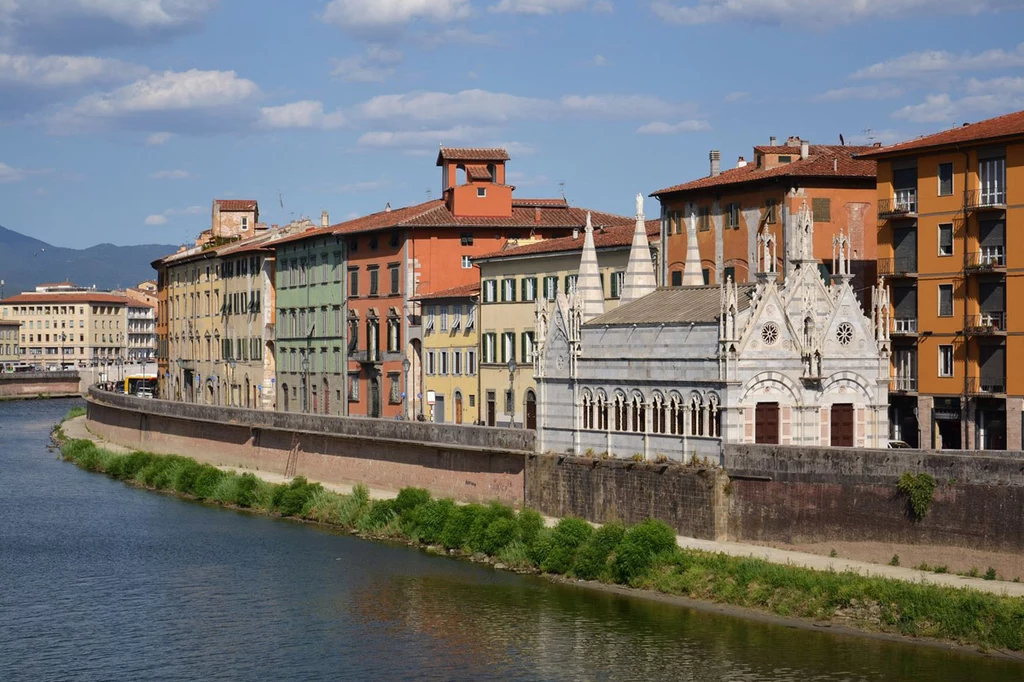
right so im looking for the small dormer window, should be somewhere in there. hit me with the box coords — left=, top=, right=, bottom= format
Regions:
left=241, top=217, right=249, bottom=231
left=477, top=187, right=487, bottom=198
left=778, top=155, right=792, bottom=164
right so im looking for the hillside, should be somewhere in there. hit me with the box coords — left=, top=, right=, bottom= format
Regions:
left=0, top=224, right=177, bottom=297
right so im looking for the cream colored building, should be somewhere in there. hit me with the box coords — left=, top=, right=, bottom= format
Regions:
left=417, top=283, right=480, bottom=424
left=474, top=220, right=660, bottom=427
left=0, top=288, right=127, bottom=369
left=0, top=319, right=21, bottom=367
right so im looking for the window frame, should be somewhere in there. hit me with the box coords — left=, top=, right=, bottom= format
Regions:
left=937, top=283, right=954, bottom=317
left=937, top=162, right=954, bottom=197
left=938, top=344, right=954, bottom=378
left=937, top=223, right=954, bottom=257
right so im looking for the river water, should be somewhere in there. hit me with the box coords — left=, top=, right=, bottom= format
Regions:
left=0, top=399, right=1020, bottom=681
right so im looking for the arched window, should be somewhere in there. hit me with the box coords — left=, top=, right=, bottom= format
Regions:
left=690, top=393, right=704, bottom=436
left=631, top=393, right=645, bottom=433
left=651, top=392, right=665, bottom=434
left=597, top=391, right=608, bottom=430
left=669, top=394, right=683, bottom=435
left=613, top=392, right=627, bottom=431
left=708, top=393, right=721, bottom=438
left=582, top=390, right=593, bottom=429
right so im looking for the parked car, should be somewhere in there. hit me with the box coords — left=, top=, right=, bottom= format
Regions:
left=136, top=388, right=154, bottom=399
left=887, top=439, right=912, bottom=449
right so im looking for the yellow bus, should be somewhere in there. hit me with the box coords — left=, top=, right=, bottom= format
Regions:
left=124, top=374, right=158, bottom=397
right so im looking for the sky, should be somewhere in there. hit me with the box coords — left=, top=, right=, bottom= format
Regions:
left=0, top=0, right=1023, bottom=249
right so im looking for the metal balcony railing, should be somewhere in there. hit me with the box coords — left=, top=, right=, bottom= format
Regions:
left=965, top=246, right=1006, bottom=272
left=967, top=188, right=1006, bottom=211
left=967, top=376, right=1006, bottom=395
left=966, top=312, right=1006, bottom=334
left=891, top=375, right=917, bottom=392
left=891, top=317, right=918, bottom=335
left=879, top=189, right=917, bottom=218
left=878, top=256, right=918, bottom=277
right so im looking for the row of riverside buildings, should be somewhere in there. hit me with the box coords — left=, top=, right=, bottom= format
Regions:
left=0, top=281, right=157, bottom=370
left=150, top=109, right=1024, bottom=454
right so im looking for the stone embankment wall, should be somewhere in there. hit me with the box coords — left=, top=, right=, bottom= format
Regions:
left=0, top=372, right=81, bottom=399
left=725, top=444, right=1024, bottom=553
left=526, top=455, right=729, bottom=540
left=86, top=389, right=531, bottom=506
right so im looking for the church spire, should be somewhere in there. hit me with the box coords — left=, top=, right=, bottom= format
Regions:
left=576, top=212, right=605, bottom=322
left=621, top=193, right=657, bottom=304
left=682, top=208, right=704, bottom=286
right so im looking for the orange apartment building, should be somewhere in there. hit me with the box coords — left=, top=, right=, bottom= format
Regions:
left=333, top=147, right=623, bottom=419
left=651, top=137, right=877, bottom=294
left=860, top=110, right=1024, bottom=450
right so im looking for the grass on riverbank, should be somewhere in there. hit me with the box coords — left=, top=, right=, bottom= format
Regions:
left=56, top=432, right=1024, bottom=653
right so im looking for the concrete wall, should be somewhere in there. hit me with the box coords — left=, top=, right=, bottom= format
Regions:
left=0, top=372, right=81, bottom=398
left=86, top=388, right=532, bottom=506
left=725, top=443, right=1024, bottom=552
left=526, top=454, right=729, bottom=540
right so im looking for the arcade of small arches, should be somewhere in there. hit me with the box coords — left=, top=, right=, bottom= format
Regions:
left=580, top=388, right=722, bottom=439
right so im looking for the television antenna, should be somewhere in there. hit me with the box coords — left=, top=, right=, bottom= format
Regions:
left=862, top=128, right=875, bottom=143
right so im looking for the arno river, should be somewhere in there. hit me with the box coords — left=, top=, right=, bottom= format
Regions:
left=1, top=399, right=1020, bottom=681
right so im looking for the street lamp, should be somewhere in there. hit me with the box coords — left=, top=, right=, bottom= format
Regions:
left=60, top=333, right=66, bottom=370
left=300, top=354, right=310, bottom=413
left=229, top=359, right=237, bottom=406
left=401, top=357, right=411, bottom=420
left=507, top=356, right=517, bottom=428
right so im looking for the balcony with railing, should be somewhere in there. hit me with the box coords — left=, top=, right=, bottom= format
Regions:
left=891, top=317, right=918, bottom=335
left=890, top=375, right=917, bottom=393
left=877, top=256, right=918, bottom=277
left=967, top=376, right=1006, bottom=395
left=966, top=312, right=1006, bottom=335
left=966, top=188, right=1006, bottom=212
left=878, top=189, right=917, bottom=219
left=965, top=246, right=1006, bottom=273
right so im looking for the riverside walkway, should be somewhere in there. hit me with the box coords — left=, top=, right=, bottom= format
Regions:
left=63, top=416, right=1024, bottom=598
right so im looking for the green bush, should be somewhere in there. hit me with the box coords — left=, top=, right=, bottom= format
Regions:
left=61, top=439, right=96, bottom=462
left=897, top=472, right=936, bottom=520
left=516, top=509, right=544, bottom=547
left=359, top=498, right=398, bottom=532
left=193, top=466, right=225, bottom=500
left=467, top=502, right=516, bottom=554
left=573, top=522, right=625, bottom=580
left=337, top=485, right=371, bottom=527
left=406, top=498, right=456, bottom=544
left=481, top=517, right=519, bottom=556
left=497, top=540, right=535, bottom=570
left=613, top=519, right=678, bottom=585
left=172, top=460, right=204, bottom=494
left=211, top=474, right=241, bottom=504
left=235, top=473, right=261, bottom=508
left=393, top=487, right=431, bottom=516
left=541, top=518, right=593, bottom=574
left=116, top=451, right=158, bottom=480
left=529, top=527, right=554, bottom=567
left=275, top=477, right=323, bottom=517
left=440, top=504, right=484, bottom=550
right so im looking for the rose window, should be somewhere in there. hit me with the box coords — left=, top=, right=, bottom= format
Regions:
left=836, top=322, right=854, bottom=346
left=761, top=322, right=779, bottom=346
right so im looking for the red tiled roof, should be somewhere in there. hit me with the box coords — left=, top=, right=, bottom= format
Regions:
left=512, top=198, right=568, bottom=207
left=857, top=109, right=1024, bottom=159
left=465, top=164, right=492, bottom=181
left=412, top=282, right=481, bottom=301
left=215, top=199, right=257, bottom=211
left=37, top=281, right=75, bottom=287
left=1, top=292, right=127, bottom=305
left=753, top=145, right=805, bottom=154
left=329, top=200, right=634, bottom=236
left=475, top=219, right=660, bottom=261
left=436, top=147, right=510, bottom=164
left=652, top=145, right=876, bottom=196
left=0, top=319, right=21, bottom=326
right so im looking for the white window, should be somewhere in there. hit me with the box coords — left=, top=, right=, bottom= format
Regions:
left=482, top=333, right=496, bottom=363
left=979, top=156, right=1006, bottom=206
left=501, top=279, right=516, bottom=302
left=466, top=303, right=476, bottom=329
left=938, top=284, right=953, bottom=317
left=938, top=345, right=954, bottom=377
left=425, top=350, right=436, bottom=375
left=440, top=306, right=448, bottom=332
left=938, top=162, right=953, bottom=196
left=938, top=223, right=953, bottom=257
left=522, top=277, right=537, bottom=302
left=477, top=187, right=486, bottom=197
left=462, top=255, right=472, bottom=269
left=438, top=350, right=449, bottom=375
left=424, top=305, right=435, bottom=333
left=451, top=305, right=462, bottom=331
left=501, top=331, right=515, bottom=363
left=522, top=331, right=535, bottom=363
left=241, top=216, right=249, bottom=231
left=483, top=280, right=497, bottom=303
left=543, top=276, right=558, bottom=301
left=467, top=349, right=477, bottom=375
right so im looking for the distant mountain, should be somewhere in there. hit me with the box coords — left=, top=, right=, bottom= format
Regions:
left=0, top=224, right=178, bottom=298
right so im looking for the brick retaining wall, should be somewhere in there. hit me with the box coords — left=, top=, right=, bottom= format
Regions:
left=0, top=372, right=80, bottom=398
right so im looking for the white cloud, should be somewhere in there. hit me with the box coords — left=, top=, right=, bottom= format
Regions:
left=413, top=26, right=499, bottom=48
left=145, top=204, right=204, bottom=226
left=259, top=100, right=346, bottom=130
left=506, top=170, right=549, bottom=187
left=0, top=53, right=145, bottom=86
left=499, top=141, right=537, bottom=156
left=592, top=54, right=606, bottom=67
left=333, top=179, right=390, bottom=193
left=853, top=44, right=1024, bottom=79
left=146, top=132, right=172, bottom=146
left=636, top=119, right=711, bottom=134
left=650, top=0, right=1018, bottom=27
left=490, top=0, right=590, bottom=13
left=144, top=214, right=168, bottom=226
left=0, top=160, right=26, bottom=183
left=50, top=69, right=260, bottom=134
left=331, top=44, right=403, bottom=82
left=893, top=88, right=1024, bottom=124
left=321, top=0, right=471, bottom=31
left=356, top=124, right=494, bottom=148
left=0, top=0, right=218, bottom=52
left=149, top=169, right=191, bottom=180
left=723, top=91, right=749, bottom=103
left=814, top=84, right=904, bottom=102
left=966, top=76, right=1024, bottom=94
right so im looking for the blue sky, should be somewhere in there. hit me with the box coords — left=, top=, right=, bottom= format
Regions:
left=0, top=0, right=1022, bottom=249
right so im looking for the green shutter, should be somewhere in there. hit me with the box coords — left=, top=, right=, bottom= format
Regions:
left=610, top=272, right=619, bottom=298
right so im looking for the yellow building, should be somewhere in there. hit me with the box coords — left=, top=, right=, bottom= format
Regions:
left=474, top=220, right=660, bottom=428
left=416, top=283, right=480, bottom=424
left=0, top=319, right=21, bottom=367
left=859, top=109, right=1024, bottom=450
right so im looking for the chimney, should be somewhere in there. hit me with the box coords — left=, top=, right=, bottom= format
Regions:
left=572, top=227, right=579, bottom=240
left=833, top=158, right=838, bottom=172
left=534, top=206, right=541, bottom=225
left=769, top=136, right=777, bottom=146
left=737, top=156, right=747, bottom=168
left=800, top=140, right=809, bottom=160
left=786, top=136, right=800, bottom=147
left=321, top=210, right=329, bottom=228
left=709, top=150, right=721, bottom=177
left=384, top=202, right=391, bottom=213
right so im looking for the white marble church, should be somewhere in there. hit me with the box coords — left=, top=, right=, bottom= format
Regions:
left=534, top=196, right=891, bottom=460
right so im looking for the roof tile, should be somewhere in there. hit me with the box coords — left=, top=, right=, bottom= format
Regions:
left=1, top=292, right=128, bottom=305
left=857, top=109, right=1024, bottom=158
left=586, top=285, right=755, bottom=326
left=436, top=147, right=510, bottom=164
left=412, top=282, right=481, bottom=301
left=475, top=219, right=659, bottom=261
left=215, top=199, right=258, bottom=211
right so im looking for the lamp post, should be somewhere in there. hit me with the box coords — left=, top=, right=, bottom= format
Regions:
left=175, top=358, right=184, bottom=401
left=507, top=357, right=517, bottom=428
left=401, top=357, right=411, bottom=420
left=300, top=354, right=309, bottom=413
left=60, top=333, right=66, bottom=370
left=229, top=359, right=237, bottom=406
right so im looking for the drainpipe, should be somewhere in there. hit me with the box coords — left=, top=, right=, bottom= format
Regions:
left=959, top=146, right=971, bottom=449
